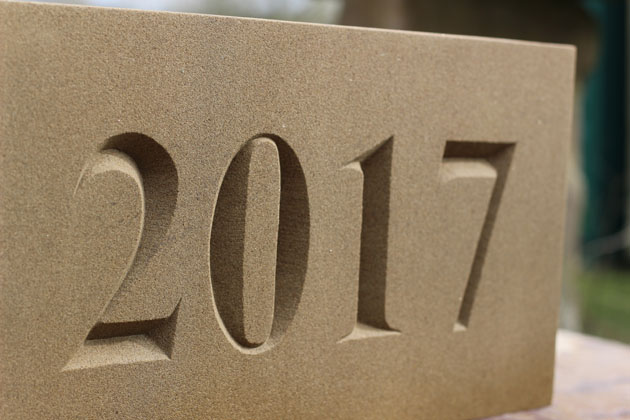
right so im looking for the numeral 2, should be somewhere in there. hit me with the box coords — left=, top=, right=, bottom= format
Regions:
left=64, top=133, right=179, bottom=370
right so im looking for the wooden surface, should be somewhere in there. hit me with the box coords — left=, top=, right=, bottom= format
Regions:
left=489, top=329, right=630, bottom=420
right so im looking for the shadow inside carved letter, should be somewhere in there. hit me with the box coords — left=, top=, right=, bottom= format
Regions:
left=64, top=133, right=179, bottom=370
left=341, top=137, right=400, bottom=342
left=441, top=141, right=515, bottom=331
left=210, top=134, right=309, bottom=352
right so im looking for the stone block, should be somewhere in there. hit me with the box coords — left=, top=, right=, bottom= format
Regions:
left=0, top=2, right=575, bottom=418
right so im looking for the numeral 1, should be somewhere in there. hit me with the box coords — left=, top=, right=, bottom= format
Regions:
left=340, top=137, right=399, bottom=341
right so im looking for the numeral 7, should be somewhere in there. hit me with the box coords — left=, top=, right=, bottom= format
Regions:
left=440, top=141, right=514, bottom=331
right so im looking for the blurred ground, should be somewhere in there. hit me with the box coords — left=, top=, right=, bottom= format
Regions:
left=489, top=329, right=630, bottom=419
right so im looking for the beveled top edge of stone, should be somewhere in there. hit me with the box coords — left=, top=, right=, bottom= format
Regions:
left=1, top=0, right=578, bottom=53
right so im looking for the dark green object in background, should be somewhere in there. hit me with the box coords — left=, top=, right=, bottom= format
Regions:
left=581, top=0, right=627, bottom=262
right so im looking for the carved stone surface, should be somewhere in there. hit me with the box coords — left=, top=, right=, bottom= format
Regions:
left=0, top=2, right=575, bottom=419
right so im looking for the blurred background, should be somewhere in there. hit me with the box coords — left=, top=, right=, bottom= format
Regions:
left=18, top=0, right=630, bottom=343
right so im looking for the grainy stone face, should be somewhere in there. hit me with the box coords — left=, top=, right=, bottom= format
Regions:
left=0, top=2, right=575, bottom=419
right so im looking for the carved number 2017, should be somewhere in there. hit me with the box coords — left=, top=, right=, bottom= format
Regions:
left=66, top=133, right=512, bottom=369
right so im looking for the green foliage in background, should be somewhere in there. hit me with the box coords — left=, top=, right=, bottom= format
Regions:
left=578, top=270, right=630, bottom=343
